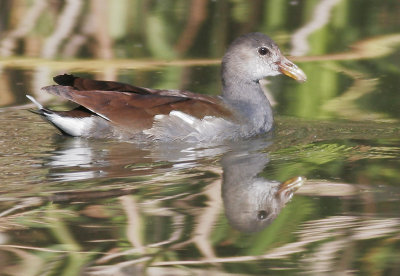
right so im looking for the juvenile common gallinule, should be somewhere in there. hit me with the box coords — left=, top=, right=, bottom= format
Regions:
left=27, top=32, right=306, bottom=143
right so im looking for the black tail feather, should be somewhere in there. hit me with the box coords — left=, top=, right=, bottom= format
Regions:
left=53, top=74, right=77, bottom=86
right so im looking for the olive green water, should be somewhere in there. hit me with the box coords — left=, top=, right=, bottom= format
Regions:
left=1, top=1, right=400, bottom=275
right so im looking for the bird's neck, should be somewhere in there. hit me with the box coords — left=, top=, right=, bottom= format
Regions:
left=221, top=73, right=273, bottom=134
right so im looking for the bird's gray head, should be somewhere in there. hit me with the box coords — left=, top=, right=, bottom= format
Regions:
left=222, top=32, right=306, bottom=84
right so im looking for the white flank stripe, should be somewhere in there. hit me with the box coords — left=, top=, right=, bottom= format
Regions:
left=48, top=113, right=94, bottom=137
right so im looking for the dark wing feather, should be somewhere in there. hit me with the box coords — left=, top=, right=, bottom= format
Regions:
left=54, top=74, right=152, bottom=95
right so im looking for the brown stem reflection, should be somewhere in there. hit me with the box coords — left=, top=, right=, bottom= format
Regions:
left=91, top=0, right=114, bottom=60
left=41, top=0, right=83, bottom=58
left=62, top=8, right=96, bottom=58
left=0, top=0, right=47, bottom=57
left=174, top=0, right=208, bottom=54
left=120, top=195, right=145, bottom=254
left=0, top=247, right=43, bottom=276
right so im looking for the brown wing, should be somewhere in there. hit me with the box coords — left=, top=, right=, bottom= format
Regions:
left=42, top=84, right=232, bottom=130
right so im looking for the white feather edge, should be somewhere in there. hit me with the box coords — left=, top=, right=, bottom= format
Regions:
left=26, top=94, right=110, bottom=121
left=26, top=94, right=95, bottom=136
left=26, top=95, right=43, bottom=109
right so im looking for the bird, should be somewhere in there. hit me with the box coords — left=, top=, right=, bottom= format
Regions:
left=27, top=32, right=306, bottom=143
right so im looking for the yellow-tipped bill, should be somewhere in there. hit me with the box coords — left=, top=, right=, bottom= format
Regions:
left=277, top=57, right=307, bottom=82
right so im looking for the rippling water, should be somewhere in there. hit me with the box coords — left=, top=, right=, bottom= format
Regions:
left=1, top=105, right=400, bottom=275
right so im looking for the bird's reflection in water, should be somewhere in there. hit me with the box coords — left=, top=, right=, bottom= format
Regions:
left=222, top=149, right=305, bottom=233
left=46, top=136, right=230, bottom=181
left=45, top=135, right=304, bottom=233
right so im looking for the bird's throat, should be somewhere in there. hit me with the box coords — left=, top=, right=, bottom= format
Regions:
left=222, top=78, right=274, bottom=134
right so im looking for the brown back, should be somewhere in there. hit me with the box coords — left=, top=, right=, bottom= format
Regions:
left=44, top=75, right=233, bottom=130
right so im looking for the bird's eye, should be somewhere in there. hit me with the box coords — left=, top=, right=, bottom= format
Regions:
left=258, top=47, right=270, bottom=56
left=257, top=210, right=267, bottom=220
